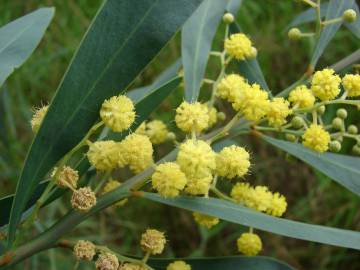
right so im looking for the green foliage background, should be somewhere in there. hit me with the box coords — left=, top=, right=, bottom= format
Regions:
left=0, top=0, right=359, bottom=269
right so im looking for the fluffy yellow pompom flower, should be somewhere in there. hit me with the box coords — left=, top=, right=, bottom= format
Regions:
left=266, top=97, right=292, bottom=127
left=267, top=192, right=287, bottom=217
left=311, top=69, right=341, bottom=101
left=175, top=101, right=209, bottom=133
left=140, top=229, right=166, bottom=255
left=233, top=83, right=270, bottom=121
left=237, top=233, right=262, bottom=256
left=288, top=85, right=315, bottom=108
left=145, top=120, right=169, bottom=144
left=224, top=33, right=255, bottom=60
left=167, top=261, right=191, bottom=270
left=216, top=145, right=250, bottom=179
left=151, top=162, right=187, bottom=198
left=31, top=105, right=48, bottom=133
left=121, top=134, right=153, bottom=173
left=87, top=140, right=120, bottom=171
left=216, top=74, right=246, bottom=103
left=177, top=139, right=216, bottom=179
left=193, top=212, right=219, bottom=229
left=95, top=252, right=119, bottom=270
left=71, top=187, right=97, bottom=212
left=231, top=182, right=252, bottom=204
left=73, top=240, right=96, bottom=261
left=100, top=95, right=135, bottom=132
left=342, top=74, right=360, bottom=97
left=102, top=180, right=128, bottom=207
left=185, top=174, right=213, bottom=195
left=302, top=124, right=330, bottom=152
left=247, top=186, right=272, bottom=212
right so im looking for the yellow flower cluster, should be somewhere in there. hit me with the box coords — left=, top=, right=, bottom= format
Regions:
left=237, top=232, right=262, bottom=256
left=342, top=74, right=360, bottom=97
left=215, top=145, right=250, bottom=179
left=167, top=261, right=191, bottom=270
left=100, top=95, right=135, bottom=132
left=175, top=101, right=209, bottom=133
left=224, top=33, right=256, bottom=60
left=151, top=162, right=187, bottom=198
left=30, top=105, right=48, bottom=133
left=311, top=68, right=341, bottom=101
left=177, top=140, right=216, bottom=195
left=140, top=229, right=166, bottom=255
left=302, top=124, right=330, bottom=152
left=192, top=212, right=219, bottom=229
left=216, top=74, right=246, bottom=103
left=231, top=183, right=287, bottom=217
left=87, top=140, right=120, bottom=171
left=266, top=97, right=292, bottom=127
left=71, top=187, right=97, bottom=212
left=288, top=85, right=315, bottom=108
left=136, top=120, right=170, bottom=144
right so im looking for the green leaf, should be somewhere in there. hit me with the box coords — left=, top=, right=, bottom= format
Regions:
left=0, top=8, right=54, bottom=87
left=310, top=0, right=355, bottom=66
left=262, top=135, right=360, bottom=196
left=7, top=0, right=203, bottom=246
left=182, top=0, right=229, bottom=102
left=229, top=23, right=270, bottom=93
left=226, top=0, right=243, bottom=15
left=148, top=256, right=294, bottom=270
left=143, top=193, right=360, bottom=250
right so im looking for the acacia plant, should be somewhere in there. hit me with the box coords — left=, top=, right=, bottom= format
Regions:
left=0, top=0, right=360, bottom=269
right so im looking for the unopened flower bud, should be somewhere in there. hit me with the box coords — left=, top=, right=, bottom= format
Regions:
left=74, top=240, right=96, bottom=261
left=223, top=12, right=234, bottom=24
left=71, top=187, right=97, bottom=212
left=343, top=9, right=357, bottom=23
left=288, top=28, right=301, bottom=41
left=317, top=105, right=326, bottom=115
left=167, top=132, right=176, bottom=141
left=348, top=125, right=358, bottom=134
left=217, top=112, right=226, bottom=121
left=329, top=140, right=341, bottom=152
left=336, top=108, right=348, bottom=119
left=332, top=117, right=343, bottom=130
left=140, top=229, right=166, bottom=255
left=248, top=47, right=258, bottom=59
left=285, top=133, right=297, bottom=142
left=95, top=252, right=119, bottom=270
left=352, top=144, right=360, bottom=155
left=291, top=116, right=304, bottom=129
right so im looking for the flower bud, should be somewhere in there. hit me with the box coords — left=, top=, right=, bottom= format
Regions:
left=329, top=140, right=341, bottom=152
left=167, top=132, right=176, bottom=141
left=291, top=116, right=304, bottom=129
left=217, top=112, right=226, bottom=121
left=167, top=261, right=191, bottom=270
left=288, top=28, right=301, bottom=41
left=71, top=187, right=97, bottom=212
left=336, top=108, right=348, bottom=119
left=95, top=252, right=119, bottom=270
left=343, top=9, right=357, bottom=23
left=348, top=125, right=358, bottom=135
left=332, top=117, right=343, bottom=130
left=222, top=12, right=234, bottom=24
left=285, top=134, right=297, bottom=142
left=316, top=105, right=326, bottom=115
left=247, top=47, right=258, bottom=59
left=73, top=240, right=96, bottom=261
left=140, top=229, right=166, bottom=255
left=352, top=144, right=360, bottom=155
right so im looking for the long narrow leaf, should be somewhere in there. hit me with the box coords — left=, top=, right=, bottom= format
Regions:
left=7, top=0, right=203, bottom=246
left=143, top=193, right=360, bottom=250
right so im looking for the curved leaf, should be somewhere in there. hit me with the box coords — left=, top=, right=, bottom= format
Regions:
left=0, top=8, right=54, bottom=87
left=182, top=0, right=229, bottom=102
left=7, top=0, right=203, bottom=246
left=143, top=193, right=360, bottom=250
left=149, top=256, right=294, bottom=270
left=311, top=0, right=355, bottom=66
left=262, top=135, right=360, bottom=196
left=229, top=23, right=270, bottom=93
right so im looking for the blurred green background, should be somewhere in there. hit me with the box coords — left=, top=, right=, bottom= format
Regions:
left=0, top=0, right=359, bottom=269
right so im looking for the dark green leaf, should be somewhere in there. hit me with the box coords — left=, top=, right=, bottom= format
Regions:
left=262, top=135, right=360, bottom=196
left=182, top=0, right=229, bottom=102
left=229, top=23, right=270, bottom=93
left=7, top=0, right=203, bottom=246
left=0, top=8, right=54, bottom=87
left=143, top=193, right=360, bottom=250
left=226, top=0, right=243, bottom=14
left=311, top=0, right=355, bottom=66
left=149, top=256, right=294, bottom=270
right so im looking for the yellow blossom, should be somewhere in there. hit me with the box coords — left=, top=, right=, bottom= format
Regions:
left=342, top=74, right=360, bottom=97
left=216, top=145, right=250, bottom=179
left=140, top=229, right=166, bottom=255
left=71, top=187, right=97, bottom=212
left=87, top=140, right=120, bottom=171
left=216, top=74, right=247, bottom=103
left=193, top=212, right=219, bottom=229
left=311, top=69, right=341, bottom=101
left=302, top=124, right=330, bottom=152
left=246, top=186, right=273, bottom=212
left=175, top=101, right=209, bottom=133
left=288, top=85, right=315, bottom=108
left=73, top=240, right=96, bottom=261
left=167, top=261, right=191, bottom=270
left=151, top=162, right=187, bottom=198
left=224, top=33, right=254, bottom=60
left=95, top=252, right=119, bottom=270
left=237, top=233, right=262, bottom=256
left=266, top=97, right=292, bottom=127
left=266, top=192, right=287, bottom=217
left=231, top=182, right=252, bottom=204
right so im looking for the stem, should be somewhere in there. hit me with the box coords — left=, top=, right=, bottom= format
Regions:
left=294, top=100, right=360, bottom=113
left=301, top=0, right=318, bottom=8
left=210, top=187, right=236, bottom=203
left=321, top=17, right=343, bottom=26
left=209, top=112, right=243, bottom=143
left=254, top=126, right=303, bottom=136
